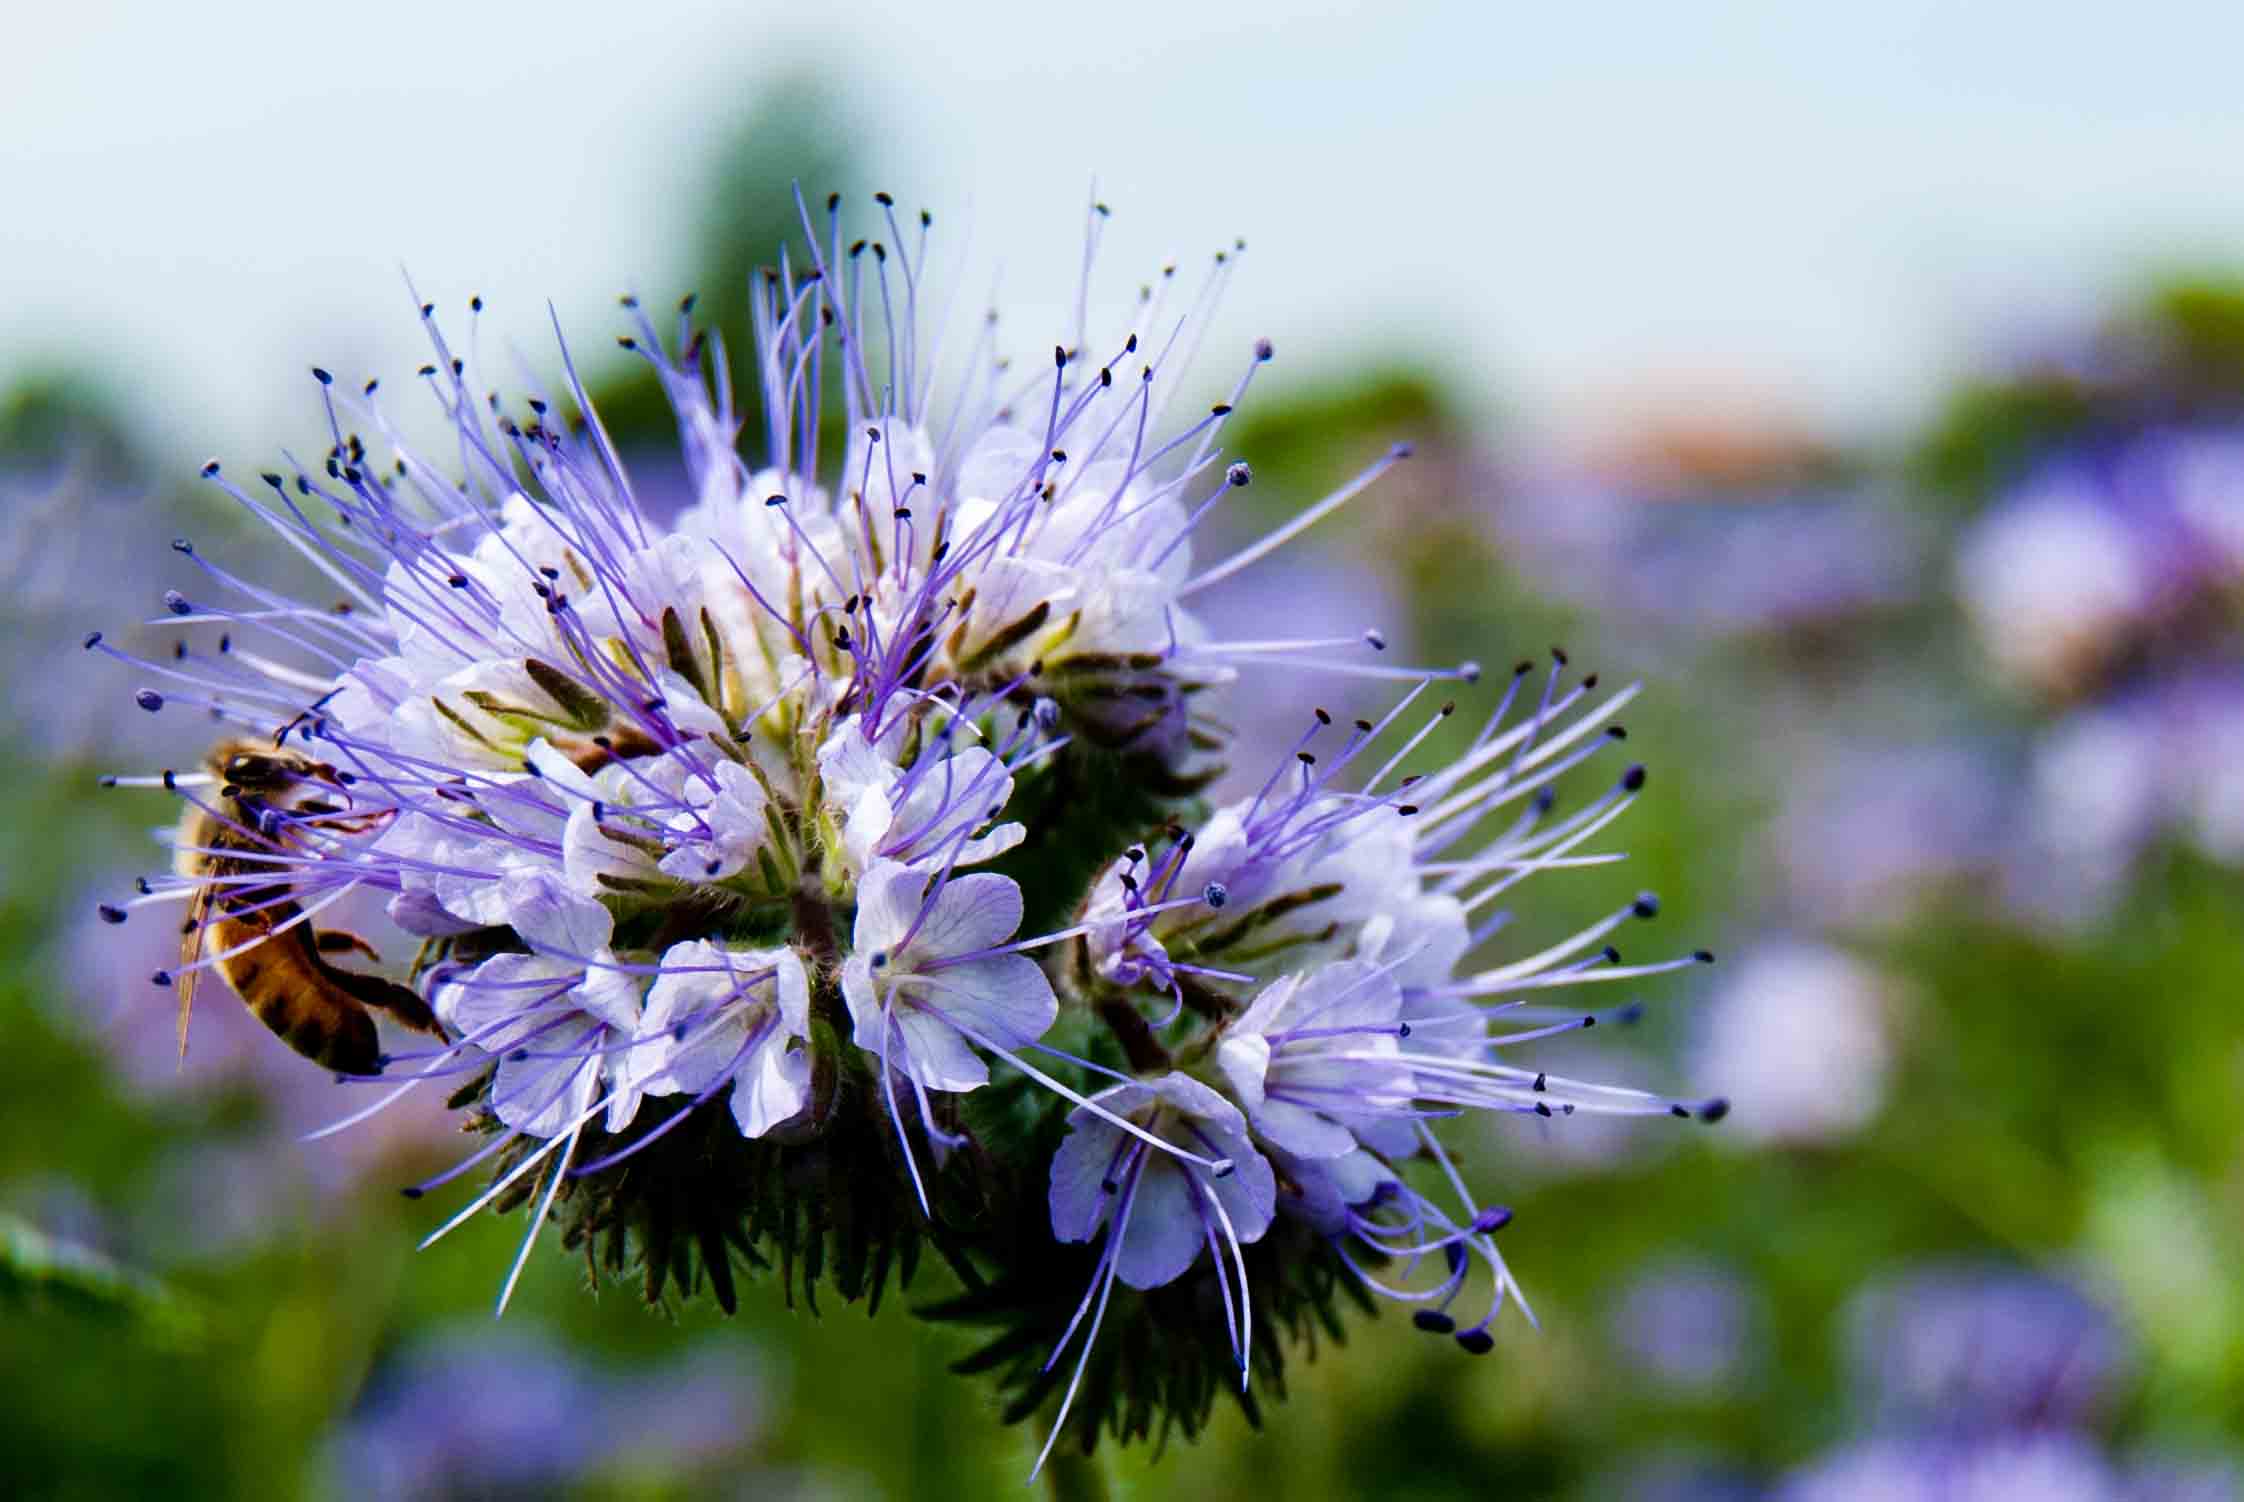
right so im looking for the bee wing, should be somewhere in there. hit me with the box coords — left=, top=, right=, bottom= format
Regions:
left=176, top=884, right=212, bottom=1065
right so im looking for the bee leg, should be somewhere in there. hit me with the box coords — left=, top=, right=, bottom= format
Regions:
left=320, top=961, right=450, bottom=1043
left=314, top=928, right=383, bottom=963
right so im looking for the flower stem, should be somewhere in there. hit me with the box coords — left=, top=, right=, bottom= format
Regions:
left=1040, top=1445, right=1112, bottom=1502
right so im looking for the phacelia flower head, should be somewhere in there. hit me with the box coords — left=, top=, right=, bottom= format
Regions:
left=87, top=191, right=1723, bottom=1476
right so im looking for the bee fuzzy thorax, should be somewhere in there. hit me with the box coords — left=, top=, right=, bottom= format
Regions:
left=86, top=190, right=1725, bottom=1473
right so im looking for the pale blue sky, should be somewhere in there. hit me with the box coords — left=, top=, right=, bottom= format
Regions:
left=8, top=1, right=2244, bottom=466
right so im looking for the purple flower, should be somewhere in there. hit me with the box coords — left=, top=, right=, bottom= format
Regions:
left=78, top=190, right=1722, bottom=1467
left=1958, top=428, right=2244, bottom=702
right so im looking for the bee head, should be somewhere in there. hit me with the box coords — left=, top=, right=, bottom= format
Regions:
left=218, top=749, right=305, bottom=790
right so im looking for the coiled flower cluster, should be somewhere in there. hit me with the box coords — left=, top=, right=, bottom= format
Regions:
left=91, top=193, right=1723, bottom=1470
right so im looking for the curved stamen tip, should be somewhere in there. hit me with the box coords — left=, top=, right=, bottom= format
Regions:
left=1693, top=949, right=1716, bottom=964
left=1203, top=882, right=1229, bottom=909
left=1254, top=338, right=1274, bottom=362
left=1454, top=1328, right=1495, bottom=1356
left=1389, top=441, right=1414, bottom=459
left=1471, top=1205, right=1513, bottom=1234
left=1362, top=629, right=1387, bottom=651
left=198, top=458, right=221, bottom=477
left=136, top=689, right=165, bottom=714
left=1459, top=660, right=1482, bottom=683
left=149, top=970, right=172, bottom=987
left=1412, top=1310, right=1456, bottom=1334
left=1698, top=1097, right=1730, bottom=1124
left=97, top=904, right=127, bottom=925
left=1227, top=461, right=1252, bottom=487
left=1632, top=892, right=1661, bottom=920
left=1622, top=764, right=1647, bottom=791
left=1209, top=1158, right=1236, bottom=1179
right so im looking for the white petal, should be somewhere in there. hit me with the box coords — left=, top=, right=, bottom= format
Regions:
left=491, top=1043, right=601, bottom=1139
left=563, top=802, right=661, bottom=896
left=916, top=871, right=1024, bottom=958
left=849, top=860, right=927, bottom=955
left=729, top=1037, right=811, bottom=1138
left=912, top=952, right=1057, bottom=1054
left=1048, top=1111, right=1128, bottom=1245
left=1113, top=1163, right=1206, bottom=1289
left=1214, top=1033, right=1271, bottom=1113
left=1252, top=1098, right=1359, bottom=1160
left=435, top=952, right=575, bottom=1043
left=500, top=868, right=615, bottom=957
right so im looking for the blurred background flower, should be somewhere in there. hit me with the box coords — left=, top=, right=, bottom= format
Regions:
left=7, top=3, right=2244, bottom=1497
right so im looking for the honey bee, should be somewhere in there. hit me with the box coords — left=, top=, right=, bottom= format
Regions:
left=170, top=738, right=446, bottom=1074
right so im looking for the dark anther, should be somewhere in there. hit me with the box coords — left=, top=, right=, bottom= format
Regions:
left=1455, top=1330, right=1495, bottom=1356
left=1227, top=461, right=1251, bottom=487
left=1632, top=893, right=1660, bottom=919
left=82, top=631, right=102, bottom=650
left=1694, top=949, right=1716, bottom=964
left=1472, top=1206, right=1513, bottom=1233
left=98, top=904, right=127, bottom=925
left=1203, top=882, right=1228, bottom=909
left=1622, top=765, right=1647, bottom=791
left=135, top=690, right=164, bottom=712
left=1412, top=1311, right=1456, bottom=1334
left=1699, top=1098, right=1731, bottom=1123
left=1532, top=1072, right=1546, bottom=1091
left=311, top=367, right=332, bottom=385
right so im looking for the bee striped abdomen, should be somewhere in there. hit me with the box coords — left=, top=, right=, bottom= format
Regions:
left=209, top=910, right=382, bottom=1076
